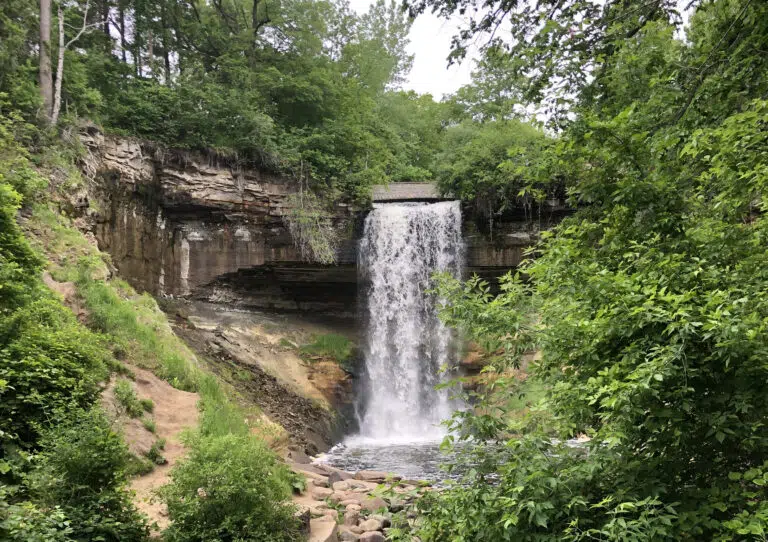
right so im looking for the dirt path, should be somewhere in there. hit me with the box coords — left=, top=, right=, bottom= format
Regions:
left=103, top=365, right=200, bottom=534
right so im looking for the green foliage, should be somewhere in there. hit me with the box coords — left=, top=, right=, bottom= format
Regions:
left=435, top=118, right=554, bottom=221
left=26, top=408, right=149, bottom=541
left=139, top=398, right=154, bottom=413
left=125, top=454, right=154, bottom=477
left=300, top=333, right=354, bottom=364
left=146, top=439, right=166, bottom=465
left=114, top=379, right=145, bottom=418
left=76, top=267, right=199, bottom=391
left=141, top=417, right=156, bottom=434
left=160, top=433, right=301, bottom=542
left=284, top=191, right=340, bottom=264
left=414, top=1, right=768, bottom=540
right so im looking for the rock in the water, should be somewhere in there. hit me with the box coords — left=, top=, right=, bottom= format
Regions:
left=359, top=518, right=383, bottom=532
left=359, top=532, right=386, bottom=542
left=311, top=487, right=334, bottom=500
left=355, top=470, right=400, bottom=483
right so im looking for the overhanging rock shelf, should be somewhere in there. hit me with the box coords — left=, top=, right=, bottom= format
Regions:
left=81, top=129, right=568, bottom=317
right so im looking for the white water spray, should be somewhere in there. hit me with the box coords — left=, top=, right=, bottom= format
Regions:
left=354, top=201, right=463, bottom=443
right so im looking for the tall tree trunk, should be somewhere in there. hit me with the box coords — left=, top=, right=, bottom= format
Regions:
left=119, top=3, right=127, bottom=63
left=51, top=3, right=65, bottom=125
left=102, top=0, right=110, bottom=43
left=39, top=0, right=53, bottom=122
left=161, top=3, right=171, bottom=83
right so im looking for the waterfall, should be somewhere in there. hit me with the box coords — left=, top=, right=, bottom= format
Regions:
left=355, top=200, right=463, bottom=443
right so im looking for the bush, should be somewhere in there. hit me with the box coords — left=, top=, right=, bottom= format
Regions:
left=114, top=379, right=145, bottom=418
left=146, top=439, right=166, bottom=465
left=0, top=297, right=109, bottom=449
left=160, top=433, right=301, bottom=542
left=28, top=408, right=149, bottom=541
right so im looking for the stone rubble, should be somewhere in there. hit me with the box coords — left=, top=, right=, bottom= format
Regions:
left=290, top=462, right=430, bottom=542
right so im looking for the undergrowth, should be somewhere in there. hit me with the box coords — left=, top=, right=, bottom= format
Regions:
left=300, top=333, right=354, bottom=366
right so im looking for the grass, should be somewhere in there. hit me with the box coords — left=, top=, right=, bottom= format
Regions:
left=142, top=417, right=157, bottom=433
left=115, top=379, right=145, bottom=418
left=146, top=439, right=167, bottom=465
left=300, top=333, right=353, bottom=363
left=23, top=203, right=289, bottom=469
left=126, top=453, right=154, bottom=476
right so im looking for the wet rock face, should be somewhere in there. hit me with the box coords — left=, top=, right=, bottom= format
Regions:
left=81, top=129, right=359, bottom=317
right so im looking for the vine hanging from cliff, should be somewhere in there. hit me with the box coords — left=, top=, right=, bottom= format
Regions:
left=283, top=180, right=340, bottom=265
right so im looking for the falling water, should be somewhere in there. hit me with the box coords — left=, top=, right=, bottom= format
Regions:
left=353, top=200, right=463, bottom=443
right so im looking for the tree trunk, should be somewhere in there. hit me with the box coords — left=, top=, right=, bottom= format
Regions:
left=51, top=3, right=65, bottom=125
left=39, top=0, right=53, bottom=122
left=161, top=3, right=172, bottom=83
left=119, top=3, right=126, bottom=63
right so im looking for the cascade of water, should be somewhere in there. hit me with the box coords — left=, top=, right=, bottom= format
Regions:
left=354, top=200, right=463, bottom=443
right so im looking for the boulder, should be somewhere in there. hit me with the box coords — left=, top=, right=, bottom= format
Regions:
left=339, top=531, right=360, bottom=542
left=359, top=518, right=384, bottom=532
left=294, top=505, right=311, bottom=536
left=369, top=514, right=391, bottom=528
left=343, top=510, right=360, bottom=527
left=328, top=469, right=353, bottom=485
left=359, top=532, right=386, bottom=542
left=286, top=445, right=312, bottom=464
left=311, top=487, right=334, bottom=500
left=309, top=517, right=339, bottom=542
left=360, top=496, right=388, bottom=513
left=355, top=470, right=400, bottom=483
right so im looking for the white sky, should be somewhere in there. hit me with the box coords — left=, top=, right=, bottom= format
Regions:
left=347, top=0, right=477, bottom=99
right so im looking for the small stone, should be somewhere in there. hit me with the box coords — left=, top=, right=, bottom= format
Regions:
left=346, top=504, right=361, bottom=512
left=333, top=480, right=351, bottom=492
left=359, top=518, right=383, bottom=532
left=339, top=532, right=360, bottom=542
left=359, top=532, right=386, bottom=542
left=350, top=526, right=364, bottom=534
left=311, top=477, right=329, bottom=488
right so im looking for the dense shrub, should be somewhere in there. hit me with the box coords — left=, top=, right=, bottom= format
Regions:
left=27, top=408, right=149, bottom=541
left=160, top=433, right=301, bottom=542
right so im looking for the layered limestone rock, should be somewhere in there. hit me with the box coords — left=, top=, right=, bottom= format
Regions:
left=80, top=128, right=566, bottom=315
left=81, top=127, right=358, bottom=316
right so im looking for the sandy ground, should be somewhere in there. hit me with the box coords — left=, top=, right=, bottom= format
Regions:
left=103, top=366, right=199, bottom=534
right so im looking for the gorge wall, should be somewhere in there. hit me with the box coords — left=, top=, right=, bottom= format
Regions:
left=80, top=128, right=568, bottom=317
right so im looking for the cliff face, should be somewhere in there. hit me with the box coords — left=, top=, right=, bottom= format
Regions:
left=81, top=129, right=567, bottom=315
left=81, top=128, right=359, bottom=316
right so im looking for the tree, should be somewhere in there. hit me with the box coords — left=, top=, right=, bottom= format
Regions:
left=39, top=0, right=53, bottom=122
left=410, top=1, right=768, bottom=540
left=52, top=0, right=97, bottom=125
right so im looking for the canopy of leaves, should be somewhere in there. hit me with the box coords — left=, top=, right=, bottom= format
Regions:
left=412, top=0, right=768, bottom=540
